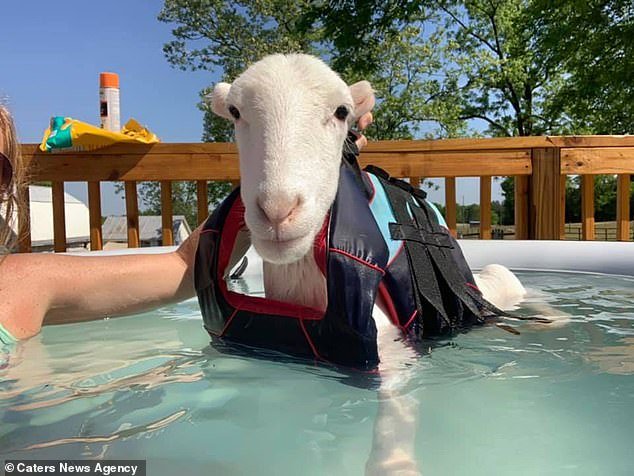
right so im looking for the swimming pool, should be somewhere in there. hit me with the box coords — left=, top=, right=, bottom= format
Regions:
left=1, top=243, right=633, bottom=475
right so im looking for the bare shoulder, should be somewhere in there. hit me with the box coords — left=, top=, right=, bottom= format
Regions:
left=0, top=254, right=52, bottom=338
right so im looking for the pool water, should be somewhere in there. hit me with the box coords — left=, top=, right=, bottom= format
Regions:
left=1, top=272, right=633, bottom=475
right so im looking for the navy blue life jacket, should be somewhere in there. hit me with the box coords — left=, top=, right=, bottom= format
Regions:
left=194, top=139, right=510, bottom=369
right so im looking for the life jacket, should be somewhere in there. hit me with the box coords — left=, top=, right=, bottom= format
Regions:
left=194, top=137, right=511, bottom=369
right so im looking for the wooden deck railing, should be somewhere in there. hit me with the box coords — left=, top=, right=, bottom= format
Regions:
left=18, top=136, right=634, bottom=252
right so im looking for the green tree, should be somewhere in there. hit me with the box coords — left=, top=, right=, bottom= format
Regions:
left=300, top=0, right=567, bottom=137
left=457, top=203, right=481, bottom=223
left=491, top=200, right=503, bottom=225
left=434, top=0, right=632, bottom=225
left=342, top=23, right=467, bottom=140
left=299, top=0, right=430, bottom=77
left=499, top=177, right=515, bottom=225
left=531, top=0, right=634, bottom=134
left=564, top=176, right=634, bottom=223
left=434, top=0, right=562, bottom=136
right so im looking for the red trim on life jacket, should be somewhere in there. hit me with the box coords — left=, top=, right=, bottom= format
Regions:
left=328, top=248, right=386, bottom=276
left=298, top=320, right=383, bottom=372
left=386, top=242, right=405, bottom=268
left=378, top=281, right=419, bottom=334
left=217, top=196, right=325, bottom=320
left=403, top=309, right=418, bottom=330
left=298, top=321, right=382, bottom=373
left=299, top=319, right=321, bottom=360
left=220, top=308, right=239, bottom=336
left=204, top=307, right=239, bottom=337
left=466, top=282, right=481, bottom=293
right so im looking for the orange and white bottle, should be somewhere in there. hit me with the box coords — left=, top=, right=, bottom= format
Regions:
left=99, top=72, right=120, bottom=131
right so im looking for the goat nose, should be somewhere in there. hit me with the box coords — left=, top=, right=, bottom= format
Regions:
left=257, top=194, right=301, bottom=225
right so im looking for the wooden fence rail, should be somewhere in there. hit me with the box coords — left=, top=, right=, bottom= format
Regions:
left=19, top=136, right=634, bottom=252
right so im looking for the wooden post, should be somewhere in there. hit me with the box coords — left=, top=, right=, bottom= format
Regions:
left=445, top=177, right=457, bottom=237
left=124, top=181, right=140, bottom=248
left=559, top=175, right=567, bottom=239
left=479, top=176, right=492, bottom=239
left=197, top=180, right=208, bottom=225
left=514, top=176, right=529, bottom=239
left=529, top=148, right=563, bottom=239
left=87, top=181, right=103, bottom=250
left=616, top=174, right=631, bottom=241
left=17, top=184, right=31, bottom=253
left=161, top=180, right=174, bottom=246
left=581, top=174, right=595, bottom=240
left=51, top=181, right=67, bottom=252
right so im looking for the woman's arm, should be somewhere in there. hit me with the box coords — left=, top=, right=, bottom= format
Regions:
left=0, top=228, right=201, bottom=340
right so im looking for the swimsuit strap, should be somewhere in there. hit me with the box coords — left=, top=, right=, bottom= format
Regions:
left=0, top=322, right=17, bottom=346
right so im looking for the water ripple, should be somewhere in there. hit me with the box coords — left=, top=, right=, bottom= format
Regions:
left=20, top=409, right=187, bottom=452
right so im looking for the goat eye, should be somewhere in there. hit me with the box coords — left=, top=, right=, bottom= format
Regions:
left=228, top=105, right=240, bottom=120
left=334, top=106, right=349, bottom=121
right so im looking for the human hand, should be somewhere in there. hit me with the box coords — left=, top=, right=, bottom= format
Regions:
left=354, top=112, right=373, bottom=150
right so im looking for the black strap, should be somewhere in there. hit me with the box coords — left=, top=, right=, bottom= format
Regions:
left=466, top=286, right=551, bottom=323
left=365, top=165, right=545, bottom=332
left=400, top=180, right=483, bottom=320
left=341, top=131, right=373, bottom=199
left=375, top=173, right=453, bottom=324
left=389, top=223, right=454, bottom=249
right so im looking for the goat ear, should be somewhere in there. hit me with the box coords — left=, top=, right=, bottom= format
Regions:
left=349, top=81, right=375, bottom=119
left=206, top=82, right=233, bottom=120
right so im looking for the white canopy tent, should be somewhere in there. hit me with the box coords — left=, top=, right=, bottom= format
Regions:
left=2, top=185, right=90, bottom=250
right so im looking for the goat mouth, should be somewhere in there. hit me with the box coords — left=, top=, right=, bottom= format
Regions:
left=253, top=234, right=312, bottom=264
left=266, top=235, right=305, bottom=246
left=255, top=234, right=311, bottom=254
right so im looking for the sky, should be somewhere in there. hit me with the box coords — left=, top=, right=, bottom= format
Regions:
left=1, top=0, right=501, bottom=215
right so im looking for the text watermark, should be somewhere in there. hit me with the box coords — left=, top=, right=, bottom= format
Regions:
left=4, top=460, right=145, bottom=476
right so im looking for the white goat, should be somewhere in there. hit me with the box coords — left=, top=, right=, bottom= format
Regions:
left=210, top=53, right=526, bottom=475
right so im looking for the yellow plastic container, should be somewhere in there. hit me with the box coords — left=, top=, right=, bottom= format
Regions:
left=40, top=117, right=159, bottom=152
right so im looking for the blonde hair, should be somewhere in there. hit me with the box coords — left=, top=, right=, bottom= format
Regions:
left=0, top=104, right=27, bottom=253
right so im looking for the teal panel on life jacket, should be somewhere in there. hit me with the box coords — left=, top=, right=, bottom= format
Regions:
left=366, top=173, right=447, bottom=263
left=426, top=200, right=448, bottom=228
